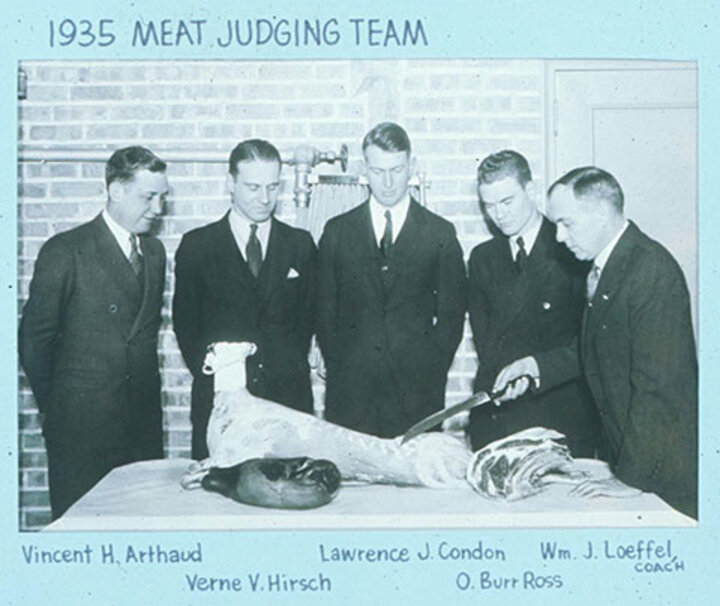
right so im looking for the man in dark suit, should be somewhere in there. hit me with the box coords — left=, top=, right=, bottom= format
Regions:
left=317, top=122, right=466, bottom=438
left=468, top=151, right=599, bottom=455
left=19, top=146, right=169, bottom=519
left=173, top=139, right=316, bottom=459
left=494, top=167, right=697, bottom=518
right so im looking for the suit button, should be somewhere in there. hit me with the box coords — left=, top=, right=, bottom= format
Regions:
left=109, top=304, right=118, bottom=313
left=602, top=324, right=607, bottom=330
left=542, top=301, right=551, bottom=310
left=125, top=374, right=131, bottom=381
left=258, top=363, right=264, bottom=369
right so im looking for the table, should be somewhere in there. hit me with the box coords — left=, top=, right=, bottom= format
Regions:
left=45, top=458, right=694, bottom=531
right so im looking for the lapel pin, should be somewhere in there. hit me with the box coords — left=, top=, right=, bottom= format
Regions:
left=601, top=293, right=609, bottom=301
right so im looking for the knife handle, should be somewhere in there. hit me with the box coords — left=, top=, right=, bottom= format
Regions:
left=489, top=373, right=535, bottom=403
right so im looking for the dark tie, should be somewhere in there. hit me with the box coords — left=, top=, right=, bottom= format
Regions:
left=586, top=263, right=601, bottom=302
left=380, top=210, right=393, bottom=256
left=515, top=236, right=528, bottom=274
left=246, top=223, right=262, bottom=278
left=128, top=234, right=143, bottom=278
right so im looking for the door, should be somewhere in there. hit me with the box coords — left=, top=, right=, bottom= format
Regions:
left=547, top=60, right=697, bottom=331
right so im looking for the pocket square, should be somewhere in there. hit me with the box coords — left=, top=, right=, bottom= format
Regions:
left=287, top=267, right=300, bottom=279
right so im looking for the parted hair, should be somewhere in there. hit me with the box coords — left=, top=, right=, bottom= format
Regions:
left=362, top=122, right=411, bottom=155
left=105, top=146, right=166, bottom=187
left=228, top=139, right=282, bottom=175
left=477, top=150, right=532, bottom=187
left=549, top=166, right=624, bottom=212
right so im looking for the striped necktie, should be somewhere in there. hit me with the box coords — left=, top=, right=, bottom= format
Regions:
left=586, top=264, right=601, bottom=302
left=128, top=234, right=143, bottom=278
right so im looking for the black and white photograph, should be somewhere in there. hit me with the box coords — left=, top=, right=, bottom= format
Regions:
left=16, top=58, right=699, bottom=532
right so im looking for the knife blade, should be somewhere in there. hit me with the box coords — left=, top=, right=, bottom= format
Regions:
left=400, top=374, right=534, bottom=444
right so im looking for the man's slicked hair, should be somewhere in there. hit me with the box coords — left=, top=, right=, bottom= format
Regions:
left=549, top=166, right=624, bottom=212
left=362, top=122, right=411, bottom=155
left=228, top=139, right=282, bottom=176
left=105, top=146, right=166, bottom=187
left=477, top=150, right=532, bottom=187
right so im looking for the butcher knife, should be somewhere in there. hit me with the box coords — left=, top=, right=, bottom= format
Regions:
left=400, top=374, right=534, bottom=445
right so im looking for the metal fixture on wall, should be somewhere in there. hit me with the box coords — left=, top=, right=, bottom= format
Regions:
left=285, top=144, right=348, bottom=208
left=18, top=144, right=350, bottom=209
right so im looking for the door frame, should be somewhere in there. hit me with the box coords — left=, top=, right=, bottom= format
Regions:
left=544, top=59, right=697, bottom=185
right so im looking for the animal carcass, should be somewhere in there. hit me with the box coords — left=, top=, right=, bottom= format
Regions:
left=181, top=342, right=471, bottom=493
left=465, top=427, right=589, bottom=500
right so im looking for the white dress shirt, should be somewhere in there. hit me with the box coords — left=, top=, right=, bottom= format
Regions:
left=229, top=208, right=272, bottom=261
left=508, top=211, right=543, bottom=261
left=593, top=219, right=629, bottom=278
left=369, top=194, right=411, bottom=247
left=102, top=209, right=139, bottom=259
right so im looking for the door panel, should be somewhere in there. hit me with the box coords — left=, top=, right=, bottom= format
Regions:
left=549, top=62, right=697, bottom=329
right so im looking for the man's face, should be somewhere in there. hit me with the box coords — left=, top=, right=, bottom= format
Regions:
left=108, top=169, right=169, bottom=234
left=547, top=184, right=609, bottom=260
left=364, top=145, right=414, bottom=208
left=228, top=159, right=281, bottom=223
left=479, top=176, right=538, bottom=238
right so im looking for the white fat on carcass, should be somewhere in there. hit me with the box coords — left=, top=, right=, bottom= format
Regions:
left=465, top=427, right=588, bottom=500
left=181, top=342, right=471, bottom=490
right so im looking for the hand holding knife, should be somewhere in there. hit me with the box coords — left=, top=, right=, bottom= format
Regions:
left=400, top=373, right=535, bottom=444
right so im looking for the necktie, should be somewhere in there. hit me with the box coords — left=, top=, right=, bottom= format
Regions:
left=128, top=234, right=143, bottom=278
left=515, top=236, right=528, bottom=274
left=586, top=263, right=601, bottom=302
left=246, top=223, right=262, bottom=278
left=380, top=210, right=393, bottom=256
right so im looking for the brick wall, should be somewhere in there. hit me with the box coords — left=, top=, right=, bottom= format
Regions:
left=17, top=59, right=546, bottom=530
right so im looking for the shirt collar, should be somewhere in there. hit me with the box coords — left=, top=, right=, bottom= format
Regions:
left=228, top=208, right=272, bottom=255
left=509, top=211, right=543, bottom=257
left=102, top=209, right=136, bottom=255
left=594, top=219, right=629, bottom=272
left=369, top=193, right=411, bottom=244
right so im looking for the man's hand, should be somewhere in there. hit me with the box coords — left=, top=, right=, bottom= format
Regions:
left=569, top=477, right=642, bottom=499
left=492, top=356, right=539, bottom=401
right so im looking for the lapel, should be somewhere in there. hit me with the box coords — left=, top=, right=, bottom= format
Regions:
left=127, top=233, right=164, bottom=340
left=353, top=201, right=386, bottom=302
left=582, top=222, right=639, bottom=359
left=381, top=199, right=424, bottom=298
left=256, top=218, right=291, bottom=306
left=214, top=211, right=257, bottom=291
left=486, top=234, right=516, bottom=317
left=500, top=218, right=559, bottom=330
left=91, top=214, right=142, bottom=306
left=484, top=218, right=559, bottom=334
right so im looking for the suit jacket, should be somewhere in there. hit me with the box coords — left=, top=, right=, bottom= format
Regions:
left=467, top=218, right=599, bottom=454
left=19, top=214, right=166, bottom=450
left=537, top=222, right=698, bottom=517
left=173, top=213, right=317, bottom=455
left=317, top=200, right=467, bottom=438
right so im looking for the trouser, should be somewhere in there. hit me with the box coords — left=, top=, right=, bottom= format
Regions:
left=45, top=438, right=163, bottom=520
